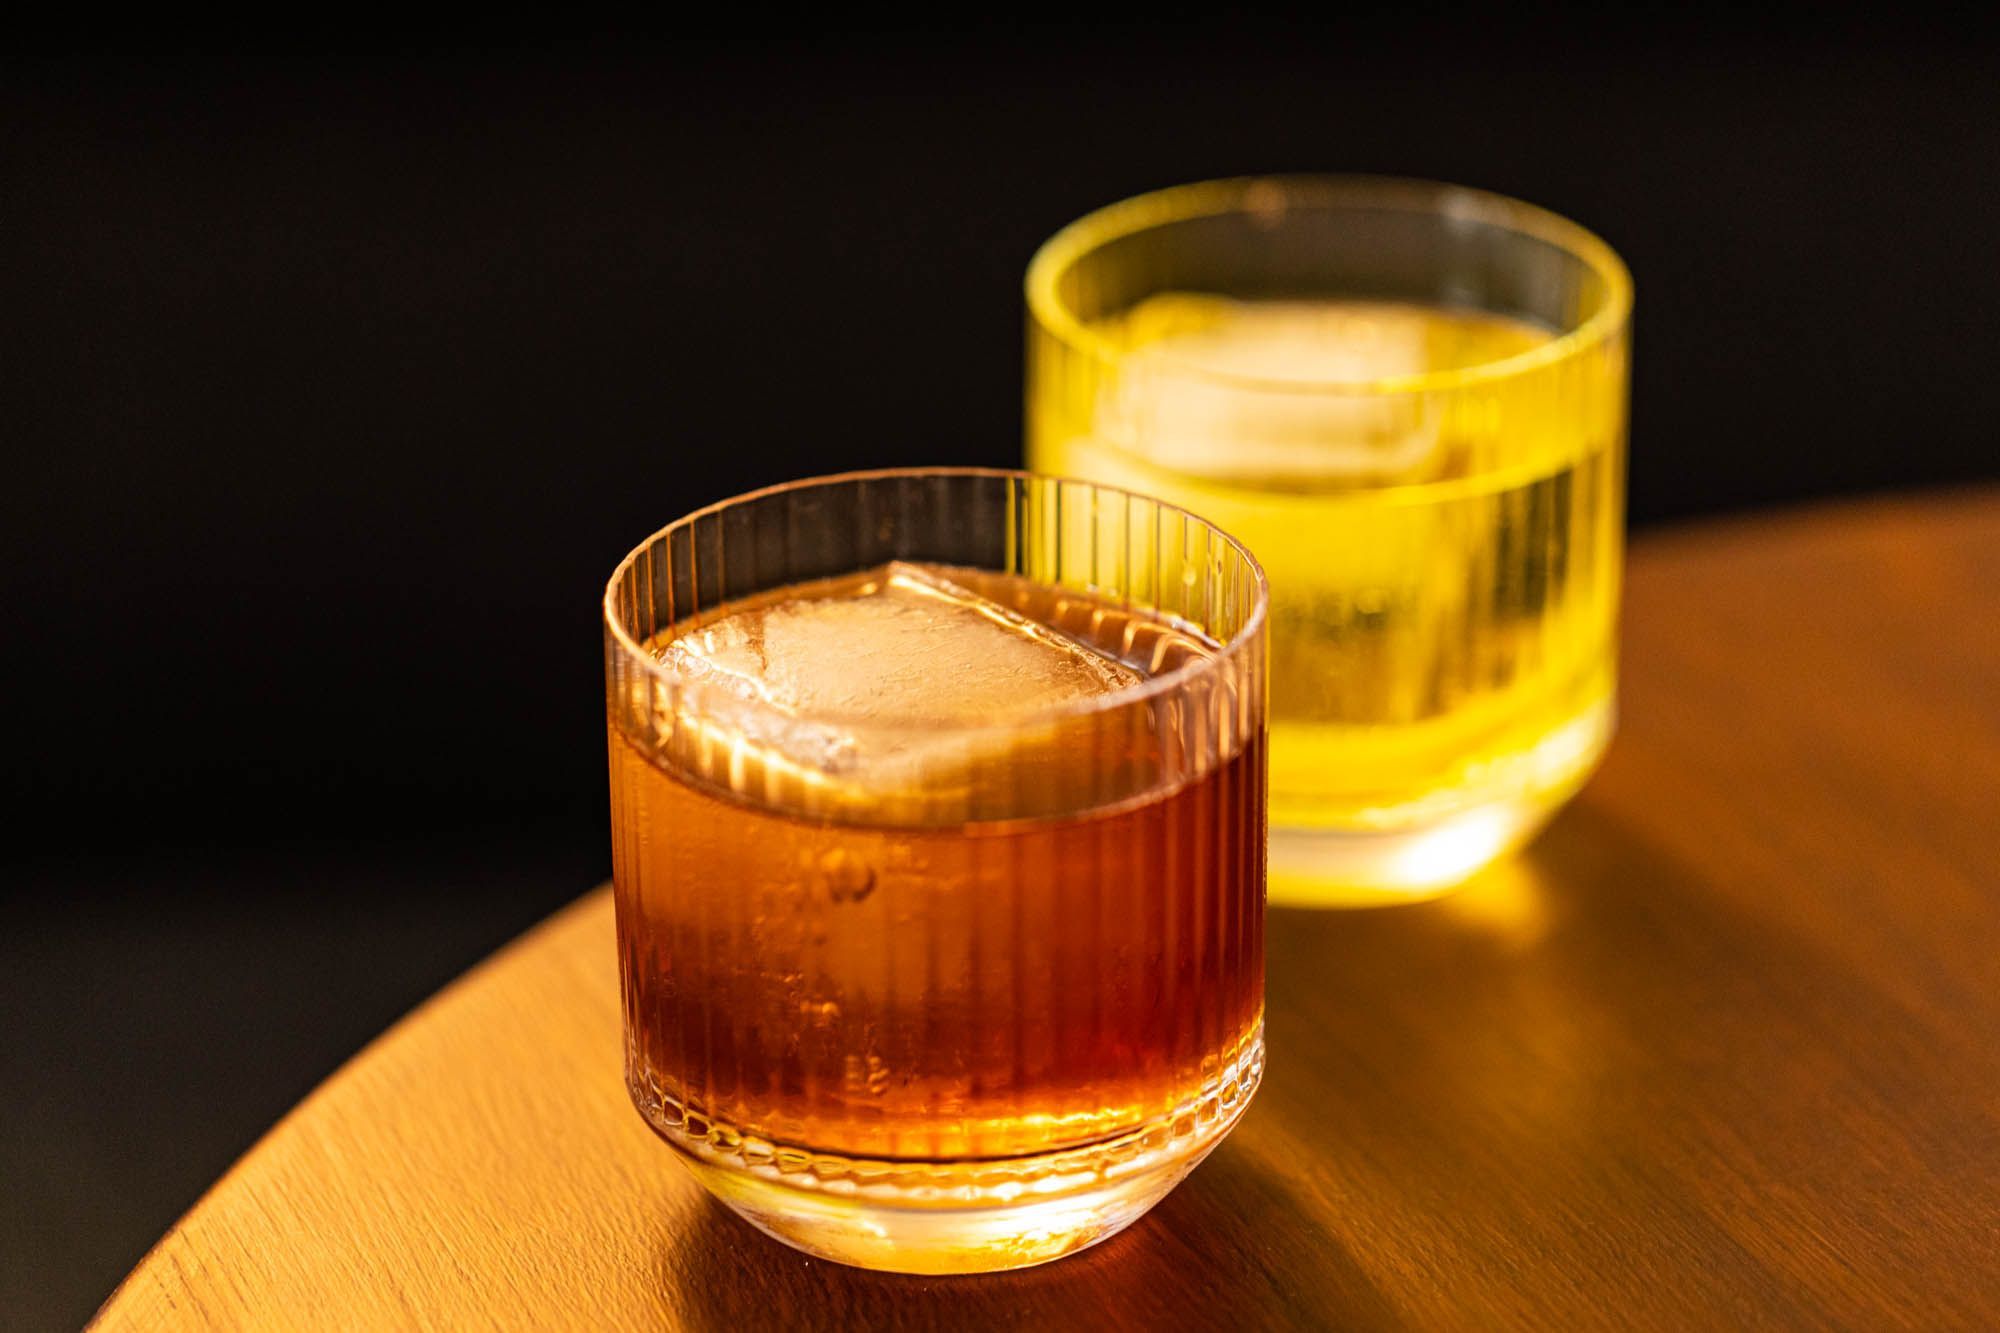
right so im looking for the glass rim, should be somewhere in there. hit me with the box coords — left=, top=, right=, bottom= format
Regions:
left=602, top=466, right=1270, bottom=736
left=1024, top=173, right=1635, bottom=398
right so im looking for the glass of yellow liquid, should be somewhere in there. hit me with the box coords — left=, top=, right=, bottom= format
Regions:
left=1027, top=177, right=1632, bottom=905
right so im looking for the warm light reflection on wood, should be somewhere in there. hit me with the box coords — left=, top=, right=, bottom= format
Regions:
left=94, top=493, right=2000, bottom=1330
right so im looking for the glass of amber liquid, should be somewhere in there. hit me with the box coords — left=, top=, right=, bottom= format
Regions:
left=1028, top=176, right=1632, bottom=905
left=604, top=469, right=1268, bottom=1273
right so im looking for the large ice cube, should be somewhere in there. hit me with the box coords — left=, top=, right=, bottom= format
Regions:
left=1124, top=296, right=1441, bottom=385
left=650, top=563, right=1163, bottom=820
left=1095, top=295, right=1544, bottom=483
left=662, top=562, right=1141, bottom=727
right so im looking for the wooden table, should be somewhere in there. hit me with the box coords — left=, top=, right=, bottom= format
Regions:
left=96, top=491, right=2000, bottom=1330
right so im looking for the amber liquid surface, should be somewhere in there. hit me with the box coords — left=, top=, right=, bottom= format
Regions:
left=610, top=564, right=1264, bottom=1165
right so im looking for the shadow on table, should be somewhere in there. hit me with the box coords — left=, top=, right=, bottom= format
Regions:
left=652, top=808, right=1633, bottom=1331
left=659, top=1136, right=1397, bottom=1331
left=659, top=797, right=1807, bottom=1330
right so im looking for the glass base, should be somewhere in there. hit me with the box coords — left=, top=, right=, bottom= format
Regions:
left=641, top=1027, right=1263, bottom=1274
left=1269, top=699, right=1613, bottom=907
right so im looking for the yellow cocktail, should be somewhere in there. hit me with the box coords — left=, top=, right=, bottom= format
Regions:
left=1028, top=179, right=1631, bottom=903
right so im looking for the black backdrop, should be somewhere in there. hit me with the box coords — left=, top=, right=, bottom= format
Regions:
left=7, top=17, right=1997, bottom=1326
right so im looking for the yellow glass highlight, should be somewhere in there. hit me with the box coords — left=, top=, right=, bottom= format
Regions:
left=1028, top=177, right=1632, bottom=904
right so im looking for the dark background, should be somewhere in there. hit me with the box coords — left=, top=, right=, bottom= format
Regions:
left=6, top=17, right=1997, bottom=1327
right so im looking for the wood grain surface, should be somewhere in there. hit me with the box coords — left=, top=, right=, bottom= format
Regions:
left=94, top=491, right=2000, bottom=1330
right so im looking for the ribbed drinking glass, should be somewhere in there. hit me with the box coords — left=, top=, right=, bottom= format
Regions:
left=604, top=468, right=1268, bottom=1272
left=1028, top=176, right=1632, bottom=904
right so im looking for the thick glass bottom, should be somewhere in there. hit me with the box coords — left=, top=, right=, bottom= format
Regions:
left=637, top=1027, right=1263, bottom=1274
left=1269, top=698, right=1614, bottom=907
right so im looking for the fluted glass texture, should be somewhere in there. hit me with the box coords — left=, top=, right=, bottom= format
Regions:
left=604, top=469, right=1268, bottom=1272
left=1027, top=177, right=1632, bottom=903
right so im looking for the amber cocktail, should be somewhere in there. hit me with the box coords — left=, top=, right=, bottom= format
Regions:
left=604, top=469, right=1267, bottom=1273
